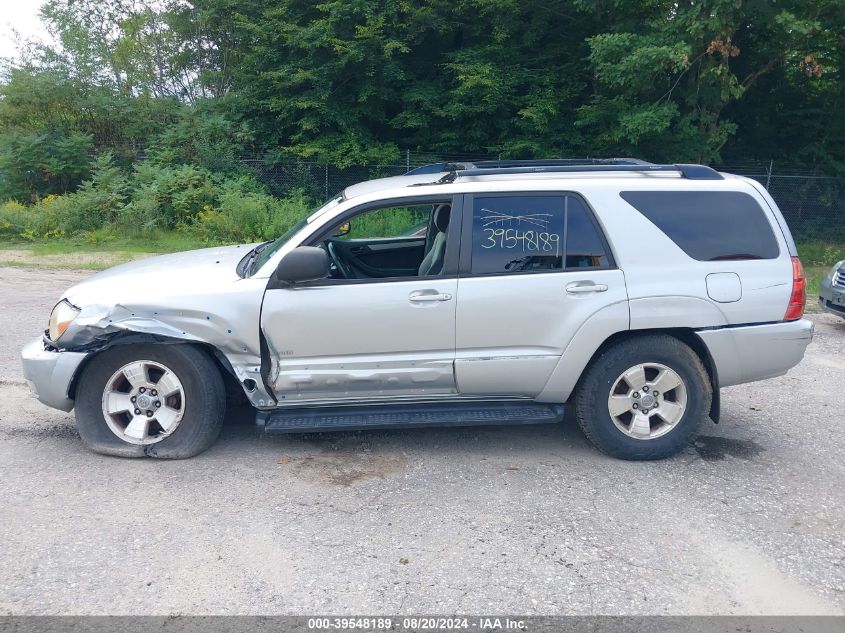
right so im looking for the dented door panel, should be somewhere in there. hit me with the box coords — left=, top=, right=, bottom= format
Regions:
left=261, top=279, right=458, bottom=402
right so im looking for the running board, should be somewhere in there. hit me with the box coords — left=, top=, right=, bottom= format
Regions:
left=257, top=401, right=565, bottom=433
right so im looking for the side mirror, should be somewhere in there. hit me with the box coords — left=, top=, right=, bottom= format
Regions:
left=273, top=246, right=330, bottom=284
left=334, top=221, right=351, bottom=237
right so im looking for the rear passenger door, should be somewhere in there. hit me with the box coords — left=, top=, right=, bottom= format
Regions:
left=454, top=193, right=628, bottom=397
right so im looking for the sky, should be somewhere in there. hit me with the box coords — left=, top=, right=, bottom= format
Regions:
left=0, top=0, right=48, bottom=59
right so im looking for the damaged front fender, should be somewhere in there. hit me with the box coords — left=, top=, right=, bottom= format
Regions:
left=54, top=282, right=277, bottom=409
left=61, top=304, right=212, bottom=348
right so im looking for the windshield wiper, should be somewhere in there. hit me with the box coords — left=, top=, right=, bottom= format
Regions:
left=247, top=241, right=275, bottom=275
left=237, top=241, right=272, bottom=278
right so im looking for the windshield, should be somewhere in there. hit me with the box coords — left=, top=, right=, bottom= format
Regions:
left=250, top=194, right=343, bottom=274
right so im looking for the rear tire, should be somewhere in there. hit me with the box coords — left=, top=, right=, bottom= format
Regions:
left=574, top=334, right=711, bottom=460
left=74, top=344, right=226, bottom=459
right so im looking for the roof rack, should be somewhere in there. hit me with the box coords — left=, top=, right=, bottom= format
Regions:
left=407, top=159, right=723, bottom=183
left=404, top=158, right=650, bottom=175
left=471, top=158, right=654, bottom=168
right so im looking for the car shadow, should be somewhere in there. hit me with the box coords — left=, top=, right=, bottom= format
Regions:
left=217, top=402, right=600, bottom=462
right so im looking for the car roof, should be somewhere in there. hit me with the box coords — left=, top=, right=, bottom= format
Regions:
left=342, top=173, right=452, bottom=199
left=341, top=160, right=727, bottom=202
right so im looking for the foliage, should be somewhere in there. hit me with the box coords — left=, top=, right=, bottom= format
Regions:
left=40, top=0, right=237, bottom=102
left=0, top=156, right=312, bottom=244
left=122, top=162, right=224, bottom=229
left=796, top=241, right=845, bottom=268
left=0, top=129, right=93, bottom=202
left=187, top=0, right=844, bottom=167
left=0, top=0, right=843, bottom=231
left=146, top=106, right=255, bottom=175
left=59, top=153, right=131, bottom=231
left=797, top=241, right=845, bottom=298
left=187, top=188, right=312, bottom=243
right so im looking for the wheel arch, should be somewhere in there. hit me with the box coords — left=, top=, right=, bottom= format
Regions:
left=580, top=328, right=720, bottom=423
left=539, top=327, right=720, bottom=423
left=67, top=334, right=245, bottom=406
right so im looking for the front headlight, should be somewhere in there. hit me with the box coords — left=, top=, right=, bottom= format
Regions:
left=830, top=260, right=845, bottom=278
left=48, top=299, right=81, bottom=341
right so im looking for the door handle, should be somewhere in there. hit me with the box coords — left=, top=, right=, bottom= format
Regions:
left=566, top=282, right=608, bottom=295
left=409, top=291, right=453, bottom=302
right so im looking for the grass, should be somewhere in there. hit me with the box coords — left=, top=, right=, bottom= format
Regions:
left=796, top=241, right=845, bottom=300
left=18, top=231, right=217, bottom=255
left=0, top=232, right=226, bottom=270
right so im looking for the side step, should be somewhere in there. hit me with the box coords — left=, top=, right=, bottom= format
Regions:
left=257, top=401, right=565, bottom=434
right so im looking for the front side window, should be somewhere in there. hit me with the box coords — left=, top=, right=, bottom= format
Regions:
left=335, top=204, right=431, bottom=240
left=313, top=201, right=453, bottom=280
left=469, top=195, right=611, bottom=275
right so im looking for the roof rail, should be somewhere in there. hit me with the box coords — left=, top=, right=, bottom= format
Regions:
left=404, top=161, right=474, bottom=175
left=471, top=158, right=654, bottom=168
left=429, top=162, right=723, bottom=183
left=404, top=158, right=651, bottom=175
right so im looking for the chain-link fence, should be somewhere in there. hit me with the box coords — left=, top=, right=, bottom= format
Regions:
left=716, top=162, right=844, bottom=242
left=242, top=154, right=845, bottom=243
left=242, top=152, right=499, bottom=201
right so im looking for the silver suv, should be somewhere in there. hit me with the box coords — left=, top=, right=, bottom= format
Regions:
left=21, top=159, right=814, bottom=460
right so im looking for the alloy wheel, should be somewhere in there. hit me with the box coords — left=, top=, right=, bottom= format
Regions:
left=607, top=363, right=687, bottom=440
left=101, top=360, right=185, bottom=445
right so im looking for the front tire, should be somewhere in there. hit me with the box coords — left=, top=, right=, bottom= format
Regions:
left=574, top=334, right=711, bottom=460
left=75, top=344, right=226, bottom=458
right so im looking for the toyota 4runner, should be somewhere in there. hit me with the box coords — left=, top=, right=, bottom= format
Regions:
left=21, top=159, right=814, bottom=460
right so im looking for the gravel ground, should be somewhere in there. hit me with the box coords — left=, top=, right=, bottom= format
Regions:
left=0, top=266, right=843, bottom=616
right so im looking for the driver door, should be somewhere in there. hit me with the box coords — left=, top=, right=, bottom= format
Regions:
left=260, top=195, right=462, bottom=404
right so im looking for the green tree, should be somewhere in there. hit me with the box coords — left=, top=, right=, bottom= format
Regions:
left=576, top=0, right=843, bottom=164
left=147, top=106, right=255, bottom=174
left=0, top=69, right=94, bottom=199
left=0, top=67, right=183, bottom=198
left=2, top=0, right=843, bottom=191
left=41, top=0, right=236, bottom=101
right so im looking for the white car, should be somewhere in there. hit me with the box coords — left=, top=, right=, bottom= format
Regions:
left=22, top=159, right=813, bottom=460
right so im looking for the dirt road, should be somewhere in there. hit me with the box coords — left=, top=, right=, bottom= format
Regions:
left=1, top=266, right=843, bottom=615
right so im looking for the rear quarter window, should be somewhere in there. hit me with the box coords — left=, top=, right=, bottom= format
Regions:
left=619, top=191, right=780, bottom=261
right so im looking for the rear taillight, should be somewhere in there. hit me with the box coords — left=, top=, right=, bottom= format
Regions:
left=784, top=256, right=806, bottom=321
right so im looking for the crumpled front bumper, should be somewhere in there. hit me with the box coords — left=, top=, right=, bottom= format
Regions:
left=20, top=337, right=89, bottom=412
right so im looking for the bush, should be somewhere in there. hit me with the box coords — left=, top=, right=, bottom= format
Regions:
left=187, top=188, right=312, bottom=243
left=0, top=200, right=38, bottom=237
left=52, top=154, right=130, bottom=233
left=147, top=110, right=254, bottom=176
left=0, top=130, right=94, bottom=202
left=0, top=152, right=316, bottom=245
left=121, top=163, right=222, bottom=230
left=0, top=154, right=130, bottom=238
left=0, top=197, right=67, bottom=240
left=797, top=241, right=845, bottom=267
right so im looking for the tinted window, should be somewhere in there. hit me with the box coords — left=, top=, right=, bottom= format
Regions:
left=470, top=195, right=611, bottom=274
left=566, top=197, right=612, bottom=269
left=620, top=191, right=779, bottom=261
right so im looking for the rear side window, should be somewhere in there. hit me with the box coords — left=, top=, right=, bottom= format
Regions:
left=619, top=191, right=779, bottom=261
left=469, top=194, right=611, bottom=275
